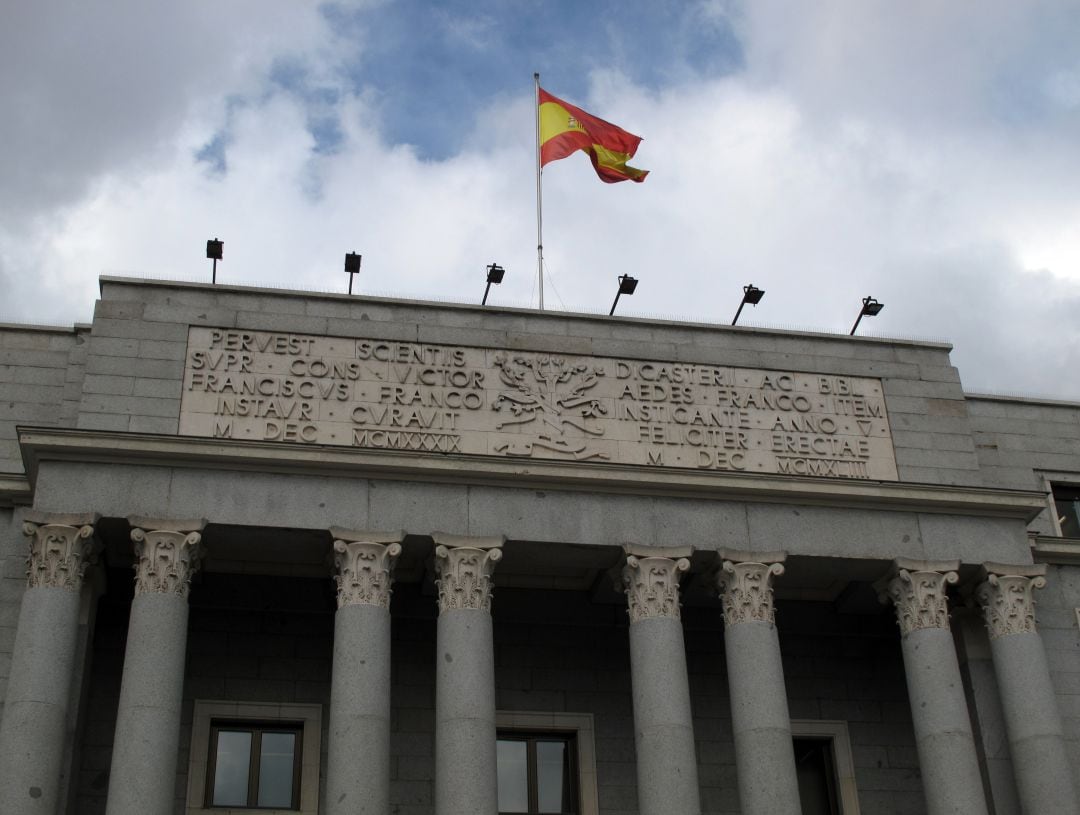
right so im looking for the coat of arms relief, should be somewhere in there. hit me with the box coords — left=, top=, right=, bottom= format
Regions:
left=490, top=353, right=610, bottom=460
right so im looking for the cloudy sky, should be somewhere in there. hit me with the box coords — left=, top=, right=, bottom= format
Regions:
left=3, top=1, right=1080, bottom=398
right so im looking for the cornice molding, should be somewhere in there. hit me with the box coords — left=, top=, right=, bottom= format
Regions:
left=0, top=474, right=32, bottom=508
left=16, top=427, right=1047, bottom=520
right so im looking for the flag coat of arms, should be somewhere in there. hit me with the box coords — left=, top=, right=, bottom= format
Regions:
left=538, top=88, right=649, bottom=183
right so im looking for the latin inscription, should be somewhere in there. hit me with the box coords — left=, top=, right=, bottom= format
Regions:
left=178, top=328, right=899, bottom=480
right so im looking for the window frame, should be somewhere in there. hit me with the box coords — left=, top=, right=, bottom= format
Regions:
left=205, top=720, right=304, bottom=810
left=495, top=711, right=599, bottom=815
left=186, top=701, right=322, bottom=815
left=790, top=720, right=861, bottom=815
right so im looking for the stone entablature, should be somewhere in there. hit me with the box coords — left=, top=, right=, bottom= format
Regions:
left=178, top=327, right=898, bottom=481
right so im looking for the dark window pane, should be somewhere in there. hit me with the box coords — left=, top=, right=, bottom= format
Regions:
left=536, top=740, right=570, bottom=813
left=257, top=731, right=297, bottom=808
left=212, top=730, right=252, bottom=806
left=1054, top=486, right=1080, bottom=537
left=793, top=738, right=839, bottom=815
left=497, top=739, right=529, bottom=813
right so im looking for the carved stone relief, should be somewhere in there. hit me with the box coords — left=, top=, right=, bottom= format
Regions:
left=23, top=517, right=100, bottom=590
left=434, top=537, right=503, bottom=613
left=878, top=561, right=959, bottom=634
left=976, top=571, right=1046, bottom=639
left=332, top=536, right=403, bottom=609
left=622, top=554, right=690, bottom=622
left=717, top=555, right=786, bottom=626
left=130, top=525, right=204, bottom=598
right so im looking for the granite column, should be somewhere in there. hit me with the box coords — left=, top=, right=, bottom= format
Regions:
left=622, top=545, right=702, bottom=815
left=433, top=532, right=504, bottom=815
left=878, top=558, right=989, bottom=815
left=0, top=512, right=99, bottom=815
left=326, top=528, right=403, bottom=815
left=104, top=518, right=205, bottom=815
left=975, top=563, right=1080, bottom=815
left=716, top=550, right=802, bottom=815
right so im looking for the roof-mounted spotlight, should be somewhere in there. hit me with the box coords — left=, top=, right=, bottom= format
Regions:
left=850, top=296, right=884, bottom=335
left=482, top=263, right=505, bottom=305
left=206, top=238, right=223, bottom=284
left=609, top=274, right=638, bottom=316
left=344, top=252, right=362, bottom=295
left=731, top=283, right=765, bottom=326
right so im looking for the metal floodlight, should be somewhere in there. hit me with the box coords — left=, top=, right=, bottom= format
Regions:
left=731, top=283, right=765, bottom=325
left=850, top=296, right=884, bottom=335
left=344, top=252, right=362, bottom=295
left=609, top=274, right=639, bottom=315
left=482, top=263, right=505, bottom=305
left=206, top=238, right=223, bottom=283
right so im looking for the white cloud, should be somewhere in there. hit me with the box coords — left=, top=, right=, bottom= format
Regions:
left=3, top=1, right=1080, bottom=401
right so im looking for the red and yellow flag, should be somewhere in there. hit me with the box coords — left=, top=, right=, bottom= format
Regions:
left=538, top=88, right=648, bottom=183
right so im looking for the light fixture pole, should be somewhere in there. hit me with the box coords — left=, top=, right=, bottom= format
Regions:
left=206, top=238, right=223, bottom=284
left=731, top=284, right=765, bottom=325
left=850, top=296, right=884, bottom=335
left=345, top=252, right=362, bottom=295
left=609, top=274, right=639, bottom=316
left=482, top=263, right=505, bottom=305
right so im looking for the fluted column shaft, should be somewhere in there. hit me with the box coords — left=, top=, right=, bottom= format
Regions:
left=622, top=545, right=702, bottom=815
left=326, top=529, right=403, bottom=815
left=0, top=512, right=99, bottom=815
left=878, top=559, right=989, bottom=815
left=975, top=563, right=1080, bottom=815
left=717, top=550, right=802, bottom=815
left=433, top=533, right=504, bottom=815
left=105, top=518, right=204, bottom=815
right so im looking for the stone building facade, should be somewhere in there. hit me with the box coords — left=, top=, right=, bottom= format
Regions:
left=0, top=276, right=1078, bottom=815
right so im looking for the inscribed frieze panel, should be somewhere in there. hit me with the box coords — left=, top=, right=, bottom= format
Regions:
left=178, top=328, right=899, bottom=480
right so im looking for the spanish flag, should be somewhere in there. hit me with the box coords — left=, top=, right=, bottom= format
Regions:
left=538, top=88, right=649, bottom=183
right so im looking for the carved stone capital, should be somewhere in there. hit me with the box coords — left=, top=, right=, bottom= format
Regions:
left=975, top=562, right=1047, bottom=640
left=22, top=512, right=101, bottom=590
left=330, top=528, right=404, bottom=609
left=622, top=545, right=691, bottom=623
left=877, top=558, right=959, bottom=634
left=432, top=532, right=504, bottom=613
left=716, top=551, right=787, bottom=626
left=129, top=518, right=206, bottom=598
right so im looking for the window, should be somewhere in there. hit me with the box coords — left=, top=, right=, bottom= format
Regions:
left=1052, top=484, right=1080, bottom=537
left=495, top=712, right=599, bottom=815
left=794, top=737, right=840, bottom=815
left=207, top=722, right=302, bottom=809
left=791, top=720, right=861, bottom=815
left=187, top=701, right=322, bottom=815
left=497, top=733, right=576, bottom=814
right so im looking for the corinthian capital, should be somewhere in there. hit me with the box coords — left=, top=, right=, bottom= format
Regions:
left=23, top=511, right=101, bottom=590
left=716, top=550, right=787, bottom=626
left=975, top=562, right=1047, bottom=640
left=330, top=528, right=404, bottom=609
left=432, top=532, right=504, bottom=613
left=877, top=558, right=959, bottom=634
left=128, top=517, right=206, bottom=598
left=622, top=544, right=692, bottom=623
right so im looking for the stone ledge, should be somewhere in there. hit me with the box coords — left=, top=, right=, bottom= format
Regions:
left=15, top=426, right=1048, bottom=521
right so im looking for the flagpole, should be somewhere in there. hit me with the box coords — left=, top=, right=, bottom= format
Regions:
left=534, top=72, right=545, bottom=310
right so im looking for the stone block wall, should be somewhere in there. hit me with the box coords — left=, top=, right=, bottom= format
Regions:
left=0, top=509, right=22, bottom=721
left=0, top=324, right=85, bottom=474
